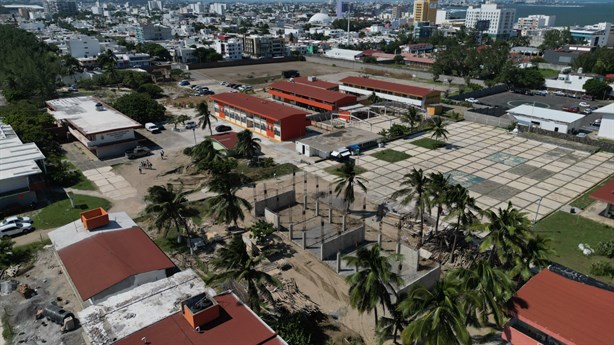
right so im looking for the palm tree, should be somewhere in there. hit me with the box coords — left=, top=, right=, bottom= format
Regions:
left=398, top=276, right=472, bottom=345
left=196, top=102, right=214, bottom=135
left=369, top=92, right=381, bottom=104
left=511, top=234, right=553, bottom=283
left=334, top=161, right=367, bottom=213
left=344, top=245, right=403, bottom=325
left=209, top=235, right=280, bottom=314
left=189, top=139, right=225, bottom=172
left=427, top=172, right=451, bottom=235
left=400, top=106, right=421, bottom=132
left=96, top=49, right=118, bottom=88
left=479, top=202, right=533, bottom=268
left=430, top=116, right=449, bottom=143
left=235, top=130, right=261, bottom=160
left=144, top=184, right=196, bottom=253
left=392, top=168, right=430, bottom=246
left=173, top=114, right=191, bottom=129
left=446, top=184, right=480, bottom=263
left=203, top=173, right=252, bottom=228
left=449, top=262, right=515, bottom=328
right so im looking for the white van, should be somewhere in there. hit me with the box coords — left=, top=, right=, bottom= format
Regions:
left=145, top=123, right=160, bottom=133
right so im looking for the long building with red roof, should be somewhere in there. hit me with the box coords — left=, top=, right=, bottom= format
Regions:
left=339, top=76, right=441, bottom=108
left=268, top=80, right=357, bottom=112
left=210, top=92, right=309, bottom=141
left=502, top=265, right=614, bottom=345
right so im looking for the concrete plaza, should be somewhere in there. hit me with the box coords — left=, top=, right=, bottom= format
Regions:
left=303, top=122, right=614, bottom=221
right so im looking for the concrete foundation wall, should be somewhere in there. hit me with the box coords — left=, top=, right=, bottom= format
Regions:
left=264, top=208, right=280, bottom=229
left=397, top=266, right=441, bottom=296
left=321, top=225, right=365, bottom=260
left=254, top=190, right=296, bottom=216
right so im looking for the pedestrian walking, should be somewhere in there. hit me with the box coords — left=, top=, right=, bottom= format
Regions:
left=138, top=166, right=142, bottom=174
left=160, top=150, right=165, bottom=159
left=147, top=160, right=152, bottom=169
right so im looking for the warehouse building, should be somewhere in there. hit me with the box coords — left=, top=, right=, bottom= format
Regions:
left=268, top=81, right=357, bottom=112
left=210, top=93, right=309, bottom=141
left=507, top=104, right=584, bottom=134
left=339, top=76, right=441, bottom=108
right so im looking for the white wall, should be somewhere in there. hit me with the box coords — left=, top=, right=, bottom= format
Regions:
left=598, top=113, right=614, bottom=140
left=68, top=127, right=135, bottom=148
left=513, top=115, right=571, bottom=133
left=339, top=85, right=423, bottom=107
left=0, top=176, right=29, bottom=194
left=89, top=269, right=168, bottom=304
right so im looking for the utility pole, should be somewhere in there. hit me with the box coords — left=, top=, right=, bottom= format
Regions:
left=346, top=4, right=351, bottom=47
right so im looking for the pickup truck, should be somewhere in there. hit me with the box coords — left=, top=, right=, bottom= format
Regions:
left=125, top=146, right=151, bottom=159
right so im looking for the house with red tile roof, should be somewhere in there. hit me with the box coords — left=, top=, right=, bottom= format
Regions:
left=268, top=81, right=357, bottom=112
left=502, top=265, right=614, bottom=345
left=339, top=76, right=441, bottom=108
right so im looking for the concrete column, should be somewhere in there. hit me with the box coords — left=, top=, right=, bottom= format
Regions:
left=303, top=195, right=307, bottom=210
left=396, top=241, right=401, bottom=255
left=342, top=214, right=347, bottom=232
left=320, top=218, right=324, bottom=243
left=328, top=208, right=333, bottom=224
left=302, top=230, right=306, bottom=249
left=336, top=251, right=341, bottom=273
left=378, top=232, right=382, bottom=246
left=289, top=224, right=294, bottom=240
left=315, top=201, right=320, bottom=215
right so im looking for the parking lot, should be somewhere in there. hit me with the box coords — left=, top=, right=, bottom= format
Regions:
left=477, top=91, right=598, bottom=111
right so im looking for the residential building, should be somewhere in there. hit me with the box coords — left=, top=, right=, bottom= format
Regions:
left=324, top=48, right=364, bottom=61
left=413, top=0, right=437, bottom=24
left=174, top=47, right=198, bottom=64
left=210, top=93, right=309, bottom=141
left=569, top=22, right=613, bottom=47
left=135, top=24, right=172, bottom=43
left=46, top=96, right=142, bottom=158
left=0, top=123, right=46, bottom=209
left=336, top=0, right=351, bottom=18
left=268, top=81, right=357, bottom=112
left=116, top=53, right=152, bottom=68
left=43, top=0, right=77, bottom=15
left=507, top=104, right=584, bottom=134
left=465, top=3, right=516, bottom=39
left=391, top=5, right=402, bottom=19
left=339, top=76, right=441, bottom=108
left=214, top=38, right=243, bottom=61
left=242, top=35, right=284, bottom=58
left=596, top=103, right=614, bottom=141
left=545, top=73, right=593, bottom=96
left=147, top=0, right=162, bottom=11
left=435, top=9, right=449, bottom=25
left=516, top=15, right=555, bottom=35
left=209, top=2, right=226, bottom=16
left=413, top=21, right=434, bottom=39
left=502, top=265, right=614, bottom=345
left=64, top=35, right=101, bottom=59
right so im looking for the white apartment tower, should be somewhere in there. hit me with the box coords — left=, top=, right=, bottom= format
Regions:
left=66, top=35, right=101, bottom=58
left=210, top=3, right=226, bottom=16
left=465, top=3, right=516, bottom=39
left=214, top=39, right=243, bottom=61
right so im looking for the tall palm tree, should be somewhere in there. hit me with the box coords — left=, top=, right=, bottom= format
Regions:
left=203, top=173, right=252, bottom=227
left=431, top=116, right=449, bottom=143
left=398, top=276, right=473, bottom=345
left=368, top=92, right=381, bottom=104
left=392, top=168, right=430, bottom=246
left=144, top=184, right=196, bottom=252
left=446, top=184, right=480, bottom=263
left=400, top=106, right=421, bottom=133
left=449, top=262, right=514, bottom=328
left=344, top=245, right=403, bottom=325
left=209, top=235, right=280, bottom=314
left=196, top=102, right=214, bottom=135
left=190, top=139, right=225, bottom=172
left=479, top=202, right=533, bottom=268
left=427, top=172, right=451, bottom=235
left=334, top=160, right=367, bottom=213
left=235, top=130, right=261, bottom=160
left=511, top=234, right=553, bottom=283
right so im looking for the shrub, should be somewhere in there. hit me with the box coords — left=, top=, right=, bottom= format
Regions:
left=112, top=92, right=166, bottom=124
left=595, top=240, right=614, bottom=258
left=137, top=83, right=164, bottom=98
left=590, top=261, right=614, bottom=278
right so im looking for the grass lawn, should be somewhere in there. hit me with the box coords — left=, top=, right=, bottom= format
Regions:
left=538, top=68, right=560, bottom=78
left=411, top=137, right=447, bottom=150
left=70, top=172, right=97, bottom=191
left=324, top=163, right=367, bottom=177
left=235, top=162, right=300, bottom=181
left=534, top=211, right=614, bottom=284
left=371, top=149, right=411, bottom=163
left=33, top=193, right=111, bottom=229
left=570, top=175, right=613, bottom=209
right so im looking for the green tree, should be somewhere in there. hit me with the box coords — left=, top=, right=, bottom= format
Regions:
left=344, top=245, right=403, bottom=325
left=400, top=106, right=421, bottom=132
left=392, top=168, right=430, bottom=246
left=427, top=172, right=451, bottom=235
left=189, top=139, right=226, bottom=172
left=430, top=116, right=449, bottom=143
left=248, top=219, right=276, bottom=245
left=137, top=83, right=164, bottom=98
left=368, top=92, right=381, bottom=104
left=511, top=234, right=553, bottom=283
left=235, top=130, right=261, bottom=160
left=171, top=114, right=191, bottom=129
left=209, top=235, right=280, bottom=314
left=196, top=102, right=214, bottom=135
left=203, top=173, right=252, bottom=227
left=0, top=238, right=15, bottom=269
left=194, top=47, right=223, bottom=63
left=583, top=79, right=612, bottom=99
left=136, top=43, right=171, bottom=61
left=446, top=184, right=480, bottom=263
left=398, top=276, right=472, bottom=345
left=334, top=161, right=367, bottom=213
left=112, top=92, right=166, bottom=123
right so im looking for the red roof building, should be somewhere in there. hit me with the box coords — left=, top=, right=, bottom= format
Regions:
left=210, top=93, right=309, bottom=141
left=502, top=267, right=614, bottom=345
left=339, top=76, right=441, bottom=108
left=292, top=76, right=339, bottom=90
left=268, top=81, right=357, bottom=112
left=208, top=132, right=239, bottom=151
left=115, top=291, right=286, bottom=345
left=57, top=226, right=176, bottom=303
left=589, top=178, right=614, bottom=217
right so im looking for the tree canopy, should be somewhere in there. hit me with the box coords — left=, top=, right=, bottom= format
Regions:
left=112, top=92, right=166, bottom=123
left=583, top=79, right=612, bottom=99
left=572, top=47, right=614, bottom=75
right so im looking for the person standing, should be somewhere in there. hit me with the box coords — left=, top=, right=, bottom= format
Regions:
left=160, top=150, right=165, bottom=159
left=138, top=166, right=142, bottom=174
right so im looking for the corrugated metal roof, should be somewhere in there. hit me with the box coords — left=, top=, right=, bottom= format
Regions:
left=339, top=76, right=436, bottom=97
left=292, top=76, right=339, bottom=90
left=58, top=226, right=176, bottom=300
left=210, top=93, right=309, bottom=121
left=0, top=124, right=45, bottom=181
left=508, top=104, right=584, bottom=123
left=269, top=81, right=356, bottom=104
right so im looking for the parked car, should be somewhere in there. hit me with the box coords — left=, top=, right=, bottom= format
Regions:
left=576, top=132, right=587, bottom=138
left=579, top=102, right=591, bottom=108
left=185, top=120, right=197, bottom=129
left=215, top=125, right=232, bottom=132
left=465, top=98, right=479, bottom=103
left=178, top=80, right=190, bottom=86
left=562, top=106, right=579, bottom=113
left=1, top=216, right=32, bottom=226
left=554, top=91, right=566, bottom=96
left=0, top=222, right=33, bottom=238
left=591, top=119, right=601, bottom=127
left=145, top=123, right=160, bottom=133
left=581, top=95, right=594, bottom=101
left=582, top=109, right=592, bottom=115
left=125, top=146, right=152, bottom=159
left=219, top=81, right=227, bottom=86
left=535, top=90, right=548, bottom=96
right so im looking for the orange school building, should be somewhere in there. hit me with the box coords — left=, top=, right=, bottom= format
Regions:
left=268, top=81, right=357, bottom=112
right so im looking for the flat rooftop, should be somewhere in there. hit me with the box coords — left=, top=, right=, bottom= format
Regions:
left=298, top=127, right=382, bottom=154
left=508, top=104, right=584, bottom=123
left=210, top=92, right=309, bottom=121
left=46, top=96, right=142, bottom=135
left=78, top=269, right=212, bottom=345
left=0, top=124, right=45, bottom=181
left=49, top=211, right=137, bottom=250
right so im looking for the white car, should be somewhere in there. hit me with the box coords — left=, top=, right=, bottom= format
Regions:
left=0, top=222, right=33, bottom=238
left=579, top=102, right=590, bottom=108
left=1, top=216, right=32, bottom=226
left=465, top=98, right=479, bottom=103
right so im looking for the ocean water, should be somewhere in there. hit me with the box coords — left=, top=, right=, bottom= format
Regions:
left=448, top=3, right=614, bottom=27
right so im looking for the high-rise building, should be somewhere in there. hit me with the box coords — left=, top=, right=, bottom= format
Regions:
left=135, top=24, right=172, bottom=43
left=413, top=0, right=438, bottom=24
left=336, top=0, right=350, bottom=18
left=214, top=38, right=243, bottom=61
left=391, top=5, right=402, bottom=19
left=209, top=3, right=226, bottom=16
left=242, top=35, right=284, bottom=59
left=147, top=0, right=162, bottom=12
left=44, top=0, right=77, bottom=15
left=65, top=35, right=101, bottom=58
left=465, top=3, right=516, bottom=39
